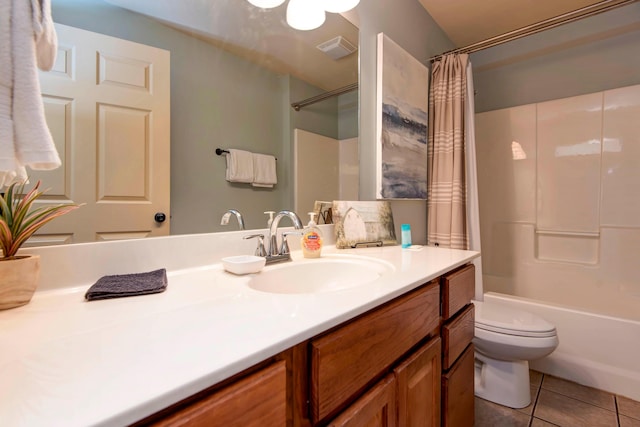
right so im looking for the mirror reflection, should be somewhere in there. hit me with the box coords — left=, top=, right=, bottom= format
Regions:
left=30, top=0, right=359, bottom=246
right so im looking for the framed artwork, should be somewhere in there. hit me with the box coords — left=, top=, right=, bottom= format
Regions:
left=333, top=200, right=397, bottom=249
left=376, top=33, right=429, bottom=199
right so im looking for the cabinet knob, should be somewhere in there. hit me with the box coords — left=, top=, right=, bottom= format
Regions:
left=154, top=212, right=167, bottom=223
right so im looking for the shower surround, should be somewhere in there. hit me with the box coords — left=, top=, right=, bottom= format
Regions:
left=475, top=83, right=640, bottom=400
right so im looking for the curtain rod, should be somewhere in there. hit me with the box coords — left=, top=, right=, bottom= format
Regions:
left=291, top=82, right=358, bottom=111
left=429, top=0, right=638, bottom=61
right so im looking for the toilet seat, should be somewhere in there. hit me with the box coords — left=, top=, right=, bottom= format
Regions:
left=474, top=300, right=556, bottom=338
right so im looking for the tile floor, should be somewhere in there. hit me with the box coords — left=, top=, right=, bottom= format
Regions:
left=475, top=371, right=640, bottom=427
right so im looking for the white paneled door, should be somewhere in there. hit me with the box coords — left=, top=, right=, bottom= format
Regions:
left=32, top=24, right=170, bottom=245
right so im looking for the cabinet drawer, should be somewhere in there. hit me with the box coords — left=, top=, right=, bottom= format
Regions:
left=442, top=304, right=475, bottom=370
left=442, top=344, right=475, bottom=427
left=441, top=264, right=475, bottom=320
left=310, top=282, right=440, bottom=424
left=151, top=361, right=287, bottom=427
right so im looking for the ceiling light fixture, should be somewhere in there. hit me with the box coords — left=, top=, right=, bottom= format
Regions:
left=286, top=0, right=325, bottom=31
left=246, top=0, right=360, bottom=31
left=247, top=0, right=286, bottom=8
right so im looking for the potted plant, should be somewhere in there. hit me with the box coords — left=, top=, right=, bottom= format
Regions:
left=0, top=180, right=80, bottom=309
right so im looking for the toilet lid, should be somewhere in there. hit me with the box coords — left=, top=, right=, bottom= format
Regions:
left=474, top=300, right=557, bottom=338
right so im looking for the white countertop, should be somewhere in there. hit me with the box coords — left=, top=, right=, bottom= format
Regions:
left=0, top=243, right=478, bottom=427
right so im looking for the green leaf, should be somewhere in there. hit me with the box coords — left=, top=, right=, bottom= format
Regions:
left=0, top=180, right=80, bottom=258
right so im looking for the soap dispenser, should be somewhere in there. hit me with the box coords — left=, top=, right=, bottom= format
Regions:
left=264, top=211, right=275, bottom=228
left=301, top=212, right=323, bottom=258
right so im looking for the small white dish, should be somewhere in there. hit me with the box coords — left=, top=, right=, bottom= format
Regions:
left=221, top=255, right=266, bottom=275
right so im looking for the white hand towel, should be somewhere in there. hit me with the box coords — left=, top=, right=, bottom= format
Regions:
left=225, top=149, right=254, bottom=183
left=1, top=0, right=61, bottom=186
left=0, top=0, right=18, bottom=187
left=0, top=166, right=28, bottom=188
left=32, top=0, right=58, bottom=71
left=252, top=153, right=277, bottom=188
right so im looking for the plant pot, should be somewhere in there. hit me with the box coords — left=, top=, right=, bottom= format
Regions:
left=0, top=255, right=41, bottom=310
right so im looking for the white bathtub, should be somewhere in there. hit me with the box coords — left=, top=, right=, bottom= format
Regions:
left=483, top=292, right=640, bottom=402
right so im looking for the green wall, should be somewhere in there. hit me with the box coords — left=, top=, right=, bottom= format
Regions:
left=352, top=0, right=454, bottom=244
left=472, top=3, right=640, bottom=113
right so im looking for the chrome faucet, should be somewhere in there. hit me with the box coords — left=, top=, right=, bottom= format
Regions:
left=266, top=210, right=303, bottom=264
left=220, top=209, right=245, bottom=230
left=244, top=234, right=267, bottom=257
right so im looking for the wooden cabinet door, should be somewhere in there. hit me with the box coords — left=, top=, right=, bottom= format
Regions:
left=394, top=337, right=442, bottom=427
left=151, top=361, right=287, bottom=427
left=327, top=374, right=397, bottom=427
left=442, top=344, right=475, bottom=427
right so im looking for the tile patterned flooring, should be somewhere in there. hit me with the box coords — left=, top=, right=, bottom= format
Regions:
left=475, top=371, right=640, bottom=427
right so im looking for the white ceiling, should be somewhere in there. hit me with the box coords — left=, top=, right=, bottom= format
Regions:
left=104, top=0, right=359, bottom=91
left=417, top=0, right=608, bottom=47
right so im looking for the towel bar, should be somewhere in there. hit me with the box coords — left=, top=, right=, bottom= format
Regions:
left=216, top=148, right=277, bottom=160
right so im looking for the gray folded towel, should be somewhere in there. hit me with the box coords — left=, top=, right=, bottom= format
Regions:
left=85, top=268, right=168, bottom=301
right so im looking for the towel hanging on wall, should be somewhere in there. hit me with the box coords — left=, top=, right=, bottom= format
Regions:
left=0, top=0, right=61, bottom=188
left=225, top=149, right=254, bottom=183
left=252, top=153, right=277, bottom=188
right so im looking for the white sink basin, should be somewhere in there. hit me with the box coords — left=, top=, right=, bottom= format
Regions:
left=248, top=255, right=395, bottom=294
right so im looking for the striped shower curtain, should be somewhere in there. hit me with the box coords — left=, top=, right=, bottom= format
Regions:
left=427, top=53, right=469, bottom=250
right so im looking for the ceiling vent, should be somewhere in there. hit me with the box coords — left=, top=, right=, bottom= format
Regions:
left=316, top=36, right=357, bottom=60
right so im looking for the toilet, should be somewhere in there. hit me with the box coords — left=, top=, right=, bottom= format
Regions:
left=472, top=299, right=559, bottom=409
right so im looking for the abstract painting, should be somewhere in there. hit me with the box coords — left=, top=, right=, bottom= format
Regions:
left=376, top=33, right=429, bottom=199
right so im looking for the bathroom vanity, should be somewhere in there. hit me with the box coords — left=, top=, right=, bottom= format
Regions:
left=137, top=264, right=476, bottom=427
left=0, top=230, right=478, bottom=426
left=139, top=281, right=441, bottom=427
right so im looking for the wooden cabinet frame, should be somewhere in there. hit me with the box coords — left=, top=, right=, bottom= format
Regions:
left=134, top=264, right=477, bottom=427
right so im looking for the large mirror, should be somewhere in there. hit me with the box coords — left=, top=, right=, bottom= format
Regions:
left=31, top=0, right=359, bottom=245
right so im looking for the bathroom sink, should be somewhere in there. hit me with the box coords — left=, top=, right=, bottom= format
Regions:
left=248, top=255, right=395, bottom=294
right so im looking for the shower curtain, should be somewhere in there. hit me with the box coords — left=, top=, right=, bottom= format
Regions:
left=428, top=53, right=483, bottom=295
left=427, top=54, right=469, bottom=249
